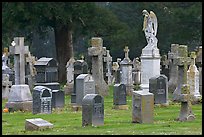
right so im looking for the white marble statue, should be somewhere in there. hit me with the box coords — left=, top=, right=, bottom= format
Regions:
left=142, top=10, right=158, bottom=47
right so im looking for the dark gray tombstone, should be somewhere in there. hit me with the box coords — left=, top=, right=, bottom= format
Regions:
left=71, top=60, right=88, bottom=103
left=149, top=75, right=168, bottom=104
left=76, top=74, right=95, bottom=106
left=113, top=84, right=126, bottom=105
left=32, top=86, right=52, bottom=114
left=34, top=82, right=64, bottom=108
left=132, top=91, right=154, bottom=123
left=34, top=57, right=58, bottom=83
left=82, top=94, right=104, bottom=127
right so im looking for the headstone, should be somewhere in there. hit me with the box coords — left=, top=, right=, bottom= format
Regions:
left=112, top=62, right=120, bottom=84
left=64, top=57, right=75, bottom=95
left=34, top=57, right=58, bottom=83
left=104, top=50, right=113, bottom=85
left=149, top=74, right=168, bottom=105
left=82, top=94, right=104, bottom=127
left=120, top=46, right=133, bottom=95
left=2, top=74, right=12, bottom=99
left=71, top=59, right=88, bottom=104
left=176, top=84, right=195, bottom=121
left=32, top=86, right=52, bottom=114
left=132, top=90, right=154, bottom=123
left=88, top=37, right=108, bottom=96
left=173, top=45, right=191, bottom=101
left=25, top=118, right=53, bottom=131
left=76, top=74, right=95, bottom=106
left=195, top=46, right=202, bottom=95
left=132, top=57, right=141, bottom=85
left=168, top=44, right=179, bottom=93
left=187, top=52, right=201, bottom=103
left=6, top=37, right=32, bottom=112
left=140, top=10, right=161, bottom=91
left=113, top=84, right=128, bottom=110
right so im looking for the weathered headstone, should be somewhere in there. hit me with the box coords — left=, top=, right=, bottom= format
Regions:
left=76, top=74, right=95, bottom=106
left=2, top=74, right=12, bottom=99
left=132, top=90, right=154, bottom=123
left=82, top=94, right=104, bottom=127
left=32, top=86, right=52, bottom=114
left=149, top=74, right=168, bottom=105
left=176, top=84, right=195, bottom=121
left=195, top=46, right=202, bottom=95
left=187, top=52, right=201, bottom=103
left=140, top=10, right=161, bottom=91
left=112, top=62, right=120, bottom=84
left=71, top=59, right=88, bottom=104
left=6, top=37, right=32, bottom=112
left=173, top=45, right=191, bottom=101
left=113, top=84, right=128, bottom=110
left=132, top=57, right=141, bottom=85
left=64, top=57, right=75, bottom=95
left=25, top=118, right=53, bottom=131
left=104, top=50, right=113, bottom=85
left=168, top=44, right=179, bottom=93
left=120, top=46, right=133, bottom=95
left=88, top=37, right=108, bottom=96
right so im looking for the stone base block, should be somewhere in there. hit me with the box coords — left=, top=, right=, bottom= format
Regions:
left=176, top=114, right=195, bottom=122
left=113, top=105, right=129, bottom=110
left=5, top=101, right=32, bottom=112
left=71, top=103, right=82, bottom=111
left=25, top=118, right=53, bottom=131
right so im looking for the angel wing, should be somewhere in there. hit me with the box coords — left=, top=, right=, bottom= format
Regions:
left=149, top=11, right=158, bottom=36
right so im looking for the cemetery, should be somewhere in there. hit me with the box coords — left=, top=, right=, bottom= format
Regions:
left=2, top=2, right=202, bottom=135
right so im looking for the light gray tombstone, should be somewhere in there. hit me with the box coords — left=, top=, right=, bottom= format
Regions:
left=2, top=74, right=12, bottom=99
left=82, top=94, right=104, bottom=127
left=132, top=90, right=154, bottom=123
left=149, top=74, right=168, bottom=105
left=195, top=46, right=202, bottom=95
left=187, top=52, right=201, bottom=103
left=25, top=118, right=53, bottom=131
left=32, top=86, right=52, bottom=114
left=88, top=37, right=108, bottom=96
left=76, top=74, right=95, bottom=106
left=132, top=57, right=141, bottom=85
left=112, top=62, right=120, bottom=84
left=6, top=37, right=32, bottom=112
left=104, top=50, right=113, bottom=85
left=120, top=46, right=133, bottom=95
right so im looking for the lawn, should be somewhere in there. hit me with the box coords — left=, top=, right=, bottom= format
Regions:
left=2, top=85, right=202, bottom=135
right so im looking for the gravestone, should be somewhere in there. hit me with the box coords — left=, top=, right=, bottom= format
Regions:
left=82, top=94, right=104, bottom=127
left=104, top=50, right=113, bottom=85
left=168, top=44, right=179, bottom=93
left=71, top=59, right=88, bottom=104
left=140, top=10, right=161, bottom=92
left=176, top=84, right=195, bottom=121
left=113, top=84, right=128, bottom=110
left=2, top=47, right=13, bottom=75
left=34, top=57, right=58, bottom=83
left=132, top=90, right=154, bottom=123
left=32, top=86, right=52, bottom=114
left=120, top=46, right=133, bottom=95
left=25, top=118, right=53, bottom=131
left=6, top=37, right=32, bottom=112
left=149, top=75, right=168, bottom=105
left=132, top=57, right=141, bottom=85
left=88, top=37, right=108, bottom=96
left=173, top=45, right=191, bottom=101
left=112, top=62, right=120, bottom=84
left=187, top=52, right=201, bottom=103
left=195, top=46, right=202, bottom=95
left=76, top=74, right=95, bottom=106
left=2, top=74, right=12, bottom=99
left=64, top=57, right=75, bottom=95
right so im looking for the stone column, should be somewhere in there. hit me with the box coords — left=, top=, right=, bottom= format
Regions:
left=88, top=37, right=108, bottom=96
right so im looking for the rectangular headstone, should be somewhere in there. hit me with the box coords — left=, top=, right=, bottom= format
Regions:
left=25, top=118, right=53, bottom=131
left=113, top=84, right=126, bottom=105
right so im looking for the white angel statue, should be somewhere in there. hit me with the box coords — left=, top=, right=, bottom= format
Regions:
left=142, top=10, right=158, bottom=47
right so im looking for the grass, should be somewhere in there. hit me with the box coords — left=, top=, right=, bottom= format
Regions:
left=2, top=85, right=202, bottom=135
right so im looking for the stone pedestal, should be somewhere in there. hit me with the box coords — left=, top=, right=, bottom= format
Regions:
left=5, top=84, right=32, bottom=111
left=140, top=46, right=160, bottom=91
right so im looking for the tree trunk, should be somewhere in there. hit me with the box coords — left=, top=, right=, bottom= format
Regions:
left=54, top=25, right=73, bottom=83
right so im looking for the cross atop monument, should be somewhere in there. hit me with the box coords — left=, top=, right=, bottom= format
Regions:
left=9, top=37, right=29, bottom=85
left=124, top=46, right=129, bottom=59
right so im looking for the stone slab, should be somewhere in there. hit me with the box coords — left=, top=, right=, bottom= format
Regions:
left=25, top=118, right=53, bottom=131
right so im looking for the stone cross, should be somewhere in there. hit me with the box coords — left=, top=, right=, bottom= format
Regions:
left=104, top=50, right=113, bottom=85
left=88, top=37, right=108, bottom=96
left=124, top=46, right=130, bottom=59
left=9, top=37, right=29, bottom=85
